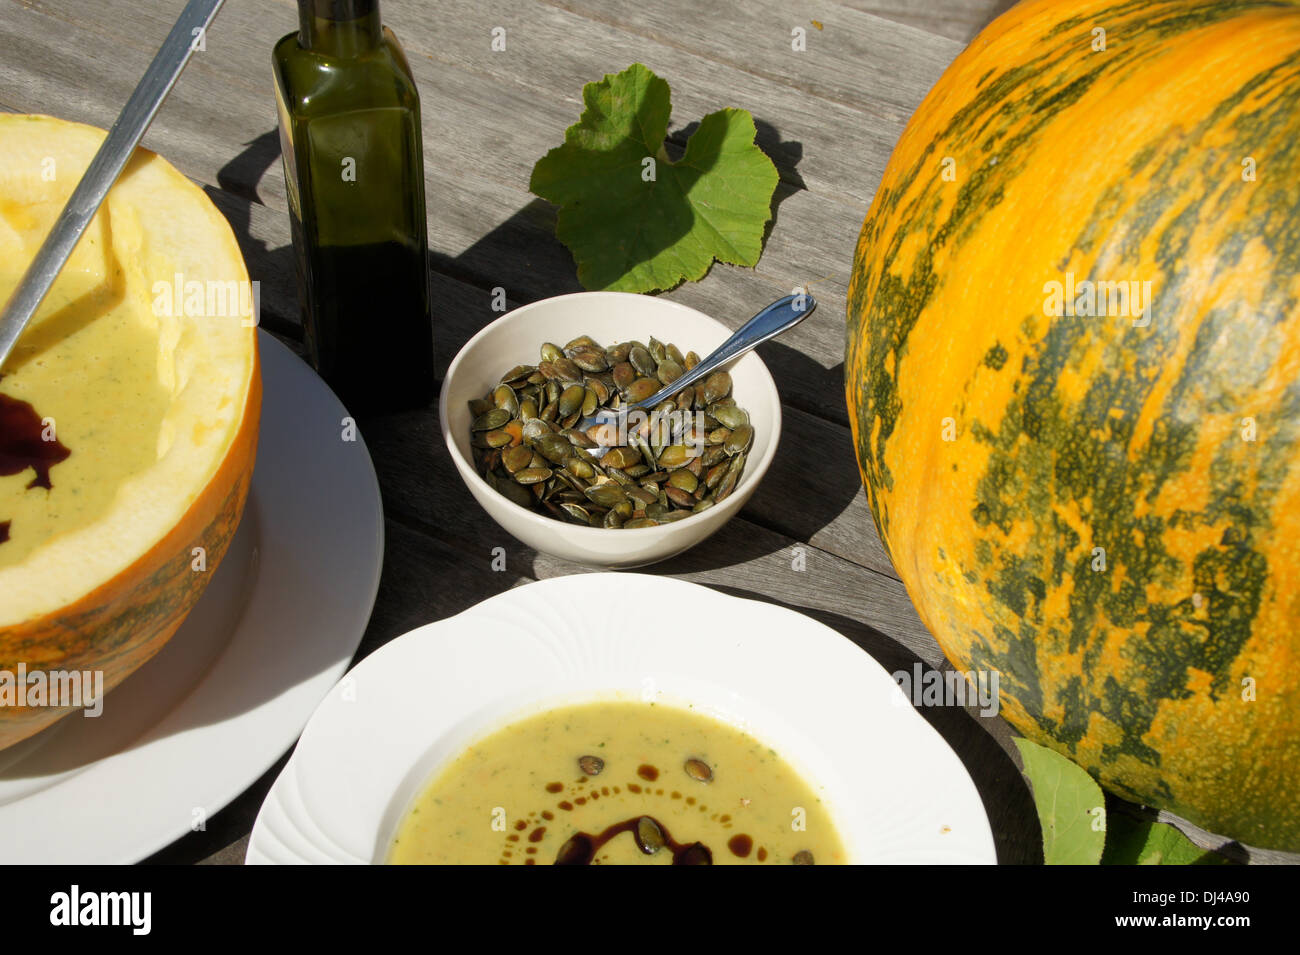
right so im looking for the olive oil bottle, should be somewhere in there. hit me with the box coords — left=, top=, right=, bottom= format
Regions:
left=272, top=0, right=434, bottom=413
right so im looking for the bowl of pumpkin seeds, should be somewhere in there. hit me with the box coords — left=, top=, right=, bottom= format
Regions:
left=439, top=292, right=781, bottom=568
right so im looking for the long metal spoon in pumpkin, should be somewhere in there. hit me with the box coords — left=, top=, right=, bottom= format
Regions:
left=0, top=0, right=225, bottom=369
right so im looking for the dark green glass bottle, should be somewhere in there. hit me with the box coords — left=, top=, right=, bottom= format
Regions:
left=272, top=0, right=434, bottom=413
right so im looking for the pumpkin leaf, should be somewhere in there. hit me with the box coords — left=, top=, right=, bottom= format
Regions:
left=1013, top=738, right=1106, bottom=865
left=529, top=63, right=779, bottom=293
left=1101, top=804, right=1228, bottom=865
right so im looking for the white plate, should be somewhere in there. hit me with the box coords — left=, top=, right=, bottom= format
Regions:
left=0, top=331, right=383, bottom=863
left=248, top=574, right=996, bottom=864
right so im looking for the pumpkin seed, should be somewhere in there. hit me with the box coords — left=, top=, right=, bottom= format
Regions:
left=502, top=445, right=532, bottom=473
left=560, top=502, right=594, bottom=524
left=611, top=362, right=636, bottom=391
left=711, top=403, right=750, bottom=429
left=570, top=347, right=608, bottom=373
left=585, top=483, right=629, bottom=508
left=699, top=371, right=732, bottom=405
left=579, top=755, right=605, bottom=776
left=656, top=359, right=684, bottom=385
left=658, top=445, right=693, bottom=469
left=552, top=357, right=583, bottom=381
left=724, top=423, right=753, bottom=454
left=499, top=365, right=535, bottom=385
left=472, top=407, right=511, bottom=431
left=601, top=446, right=642, bottom=470
left=532, top=433, right=574, bottom=465
left=629, top=344, right=657, bottom=378
left=678, top=843, right=713, bottom=865
left=668, top=470, right=699, bottom=495
left=665, top=486, right=695, bottom=508
left=625, top=377, right=660, bottom=404
left=684, top=758, right=713, bottom=782
left=496, top=479, right=535, bottom=508
left=514, top=467, right=553, bottom=485
left=635, top=816, right=666, bottom=854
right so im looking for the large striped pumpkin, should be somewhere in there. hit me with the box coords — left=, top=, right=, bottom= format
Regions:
left=846, top=0, right=1300, bottom=850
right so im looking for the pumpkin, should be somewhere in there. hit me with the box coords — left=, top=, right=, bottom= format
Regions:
left=846, top=0, right=1300, bottom=850
left=0, top=115, right=260, bottom=749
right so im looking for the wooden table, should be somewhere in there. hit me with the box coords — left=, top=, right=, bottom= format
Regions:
left=2, top=0, right=1281, bottom=865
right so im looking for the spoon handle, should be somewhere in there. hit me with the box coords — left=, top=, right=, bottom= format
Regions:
left=630, top=292, right=816, bottom=411
left=0, top=0, right=226, bottom=370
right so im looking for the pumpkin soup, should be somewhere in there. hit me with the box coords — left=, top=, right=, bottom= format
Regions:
left=389, top=700, right=846, bottom=865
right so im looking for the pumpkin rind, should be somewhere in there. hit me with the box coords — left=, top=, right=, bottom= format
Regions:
left=847, top=0, right=1300, bottom=850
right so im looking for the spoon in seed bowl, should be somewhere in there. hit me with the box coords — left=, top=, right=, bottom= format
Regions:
left=575, top=292, right=815, bottom=456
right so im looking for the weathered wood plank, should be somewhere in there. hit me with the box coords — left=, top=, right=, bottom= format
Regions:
left=843, top=0, right=1018, bottom=43
left=0, top=0, right=955, bottom=430
left=548, top=0, right=961, bottom=117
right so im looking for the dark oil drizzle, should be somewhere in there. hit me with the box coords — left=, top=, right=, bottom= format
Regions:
left=727, top=834, right=754, bottom=858
left=554, top=815, right=714, bottom=865
left=0, top=391, right=72, bottom=544
left=0, top=392, right=70, bottom=489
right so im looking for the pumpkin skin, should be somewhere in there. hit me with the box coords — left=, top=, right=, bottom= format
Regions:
left=846, top=0, right=1300, bottom=850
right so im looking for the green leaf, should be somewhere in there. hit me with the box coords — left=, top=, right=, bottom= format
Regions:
left=1013, top=738, right=1106, bottom=865
left=1101, top=803, right=1228, bottom=865
left=529, top=63, right=779, bottom=293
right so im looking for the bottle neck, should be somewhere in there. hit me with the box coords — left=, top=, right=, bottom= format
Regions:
left=298, top=0, right=382, bottom=57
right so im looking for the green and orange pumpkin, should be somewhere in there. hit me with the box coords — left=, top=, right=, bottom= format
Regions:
left=847, top=0, right=1300, bottom=850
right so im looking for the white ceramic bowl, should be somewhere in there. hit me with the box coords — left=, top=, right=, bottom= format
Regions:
left=439, top=292, right=780, bottom=568
left=247, top=575, right=997, bottom=864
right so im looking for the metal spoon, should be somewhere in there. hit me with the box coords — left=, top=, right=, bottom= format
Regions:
left=0, top=0, right=226, bottom=370
left=576, top=292, right=816, bottom=449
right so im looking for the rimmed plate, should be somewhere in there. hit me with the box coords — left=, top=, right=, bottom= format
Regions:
left=0, top=331, right=383, bottom=863
left=247, top=574, right=995, bottom=864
